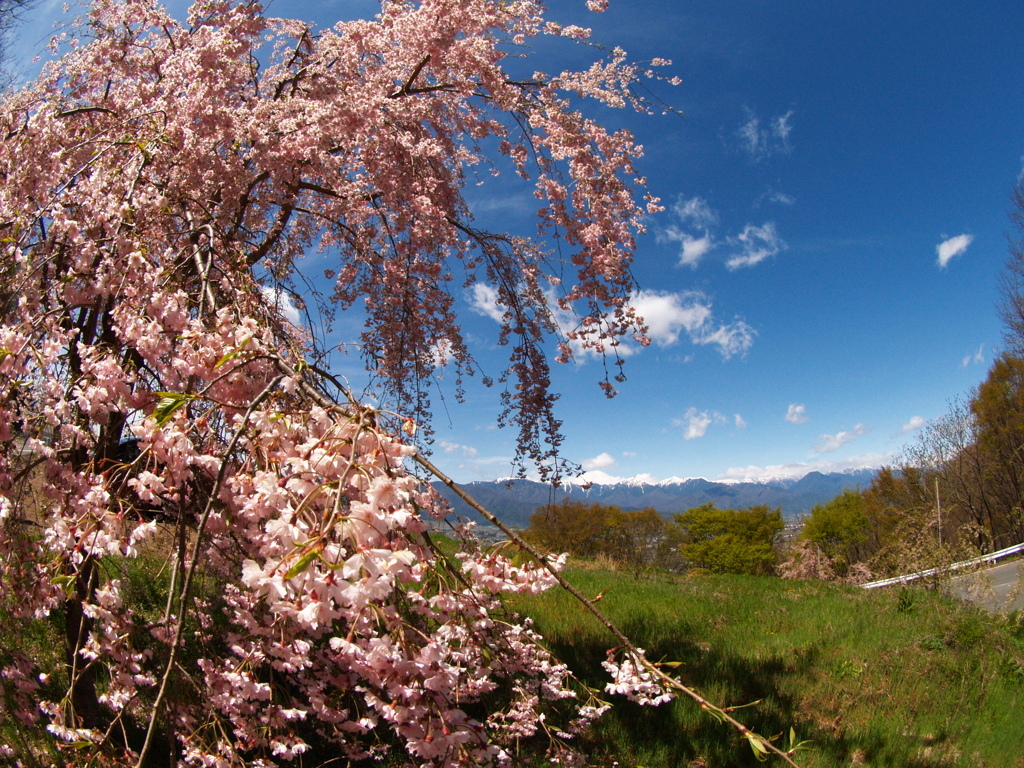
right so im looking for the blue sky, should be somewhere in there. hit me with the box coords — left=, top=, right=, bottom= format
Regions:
left=14, top=0, right=1024, bottom=484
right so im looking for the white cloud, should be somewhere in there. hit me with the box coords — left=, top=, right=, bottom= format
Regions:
left=768, top=190, right=795, bottom=206
left=673, top=408, right=729, bottom=440
left=718, top=452, right=890, bottom=483
left=961, top=344, right=985, bottom=368
left=260, top=285, right=302, bottom=325
left=429, top=339, right=454, bottom=368
left=727, top=222, right=785, bottom=269
left=814, top=424, right=868, bottom=454
left=772, top=111, right=794, bottom=144
left=468, top=283, right=505, bottom=322
left=737, top=113, right=761, bottom=156
left=439, top=441, right=479, bottom=457
left=785, top=404, right=808, bottom=425
left=556, top=289, right=754, bottom=363
left=663, top=197, right=719, bottom=267
left=735, top=414, right=747, bottom=430
left=629, top=289, right=755, bottom=359
left=630, top=290, right=707, bottom=346
left=697, top=323, right=757, bottom=358
left=581, top=451, right=617, bottom=471
left=936, top=233, right=974, bottom=268
left=673, top=196, right=718, bottom=228
left=675, top=407, right=714, bottom=440
left=663, top=194, right=788, bottom=271
left=676, top=231, right=715, bottom=267
left=898, top=416, right=927, bottom=435
left=737, top=108, right=794, bottom=160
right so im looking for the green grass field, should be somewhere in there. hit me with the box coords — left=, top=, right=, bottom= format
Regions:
left=510, top=566, right=1024, bottom=768
left=5, top=536, right=1022, bottom=767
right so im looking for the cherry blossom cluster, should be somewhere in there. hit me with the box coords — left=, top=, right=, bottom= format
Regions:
left=602, top=648, right=676, bottom=707
left=0, top=0, right=683, bottom=763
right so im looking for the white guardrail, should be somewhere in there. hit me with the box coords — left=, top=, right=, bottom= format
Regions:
left=861, top=541, right=1024, bottom=589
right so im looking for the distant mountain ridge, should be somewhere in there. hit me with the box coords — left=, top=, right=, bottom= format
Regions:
left=431, top=468, right=878, bottom=528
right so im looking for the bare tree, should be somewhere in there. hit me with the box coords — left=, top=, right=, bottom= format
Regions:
left=999, top=183, right=1024, bottom=355
left=0, top=0, right=36, bottom=89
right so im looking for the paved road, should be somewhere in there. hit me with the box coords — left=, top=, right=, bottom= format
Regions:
left=947, top=560, right=1024, bottom=613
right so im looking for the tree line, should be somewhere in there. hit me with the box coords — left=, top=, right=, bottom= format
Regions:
left=524, top=499, right=784, bottom=576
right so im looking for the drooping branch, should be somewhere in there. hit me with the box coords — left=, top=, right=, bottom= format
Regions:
left=415, top=451, right=806, bottom=767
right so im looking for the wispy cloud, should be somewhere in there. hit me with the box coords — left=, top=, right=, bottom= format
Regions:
left=936, top=233, right=973, bottom=268
left=737, top=108, right=794, bottom=160
left=468, top=283, right=505, bottom=322
left=814, top=424, right=868, bottom=454
left=260, top=285, right=302, bottom=325
left=785, top=404, right=808, bottom=425
left=734, top=414, right=747, bottom=430
left=662, top=196, right=718, bottom=267
left=897, top=416, right=926, bottom=435
left=674, top=407, right=726, bottom=440
left=671, top=231, right=715, bottom=267
left=674, top=196, right=718, bottom=228
left=727, top=222, right=786, bottom=269
left=439, top=441, right=479, bottom=457
left=662, top=195, right=787, bottom=271
left=582, top=451, right=617, bottom=471
left=754, top=188, right=797, bottom=208
left=961, top=344, right=985, bottom=368
left=629, top=289, right=755, bottom=358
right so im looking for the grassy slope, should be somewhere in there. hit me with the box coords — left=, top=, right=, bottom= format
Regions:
left=511, top=568, right=1024, bottom=768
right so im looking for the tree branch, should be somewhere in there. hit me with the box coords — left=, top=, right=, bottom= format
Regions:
left=414, top=451, right=804, bottom=767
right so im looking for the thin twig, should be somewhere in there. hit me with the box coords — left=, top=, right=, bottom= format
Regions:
left=134, top=374, right=285, bottom=768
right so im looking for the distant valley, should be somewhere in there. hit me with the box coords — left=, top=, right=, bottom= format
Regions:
left=431, top=468, right=878, bottom=529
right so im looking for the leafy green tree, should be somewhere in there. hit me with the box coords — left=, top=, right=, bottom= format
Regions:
left=801, top=490, right=870, bottom=566
left=666, top=503, right=783, bottom=575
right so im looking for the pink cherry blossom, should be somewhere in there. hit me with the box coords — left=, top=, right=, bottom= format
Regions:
left=0, top=1, right=799, bottom=765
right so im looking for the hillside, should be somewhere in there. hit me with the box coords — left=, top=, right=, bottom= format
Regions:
left=431, top=468, right=877, bottom=528
left=510, top=567, right=1024, bottom=767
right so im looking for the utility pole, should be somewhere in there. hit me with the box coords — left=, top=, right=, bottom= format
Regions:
left=936, top=478, right=942, bottom=548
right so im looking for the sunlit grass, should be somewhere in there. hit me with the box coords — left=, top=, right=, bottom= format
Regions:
left=5, top=527, right=1021, bottom=767
left=510, top=566, right=1024, bottom=767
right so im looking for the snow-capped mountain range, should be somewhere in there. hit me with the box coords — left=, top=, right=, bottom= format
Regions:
left=431, top=468, right=879, bottom=528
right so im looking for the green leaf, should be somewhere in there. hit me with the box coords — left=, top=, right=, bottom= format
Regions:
left=153, top=392, right=193, bottom=426
left=50, top=574, right=76, bottom=598
left=214, top=336, right=252, bottom=369
left=747, top=734, right=769, bottom=762
left=283, top=549, right=320, bottom=580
